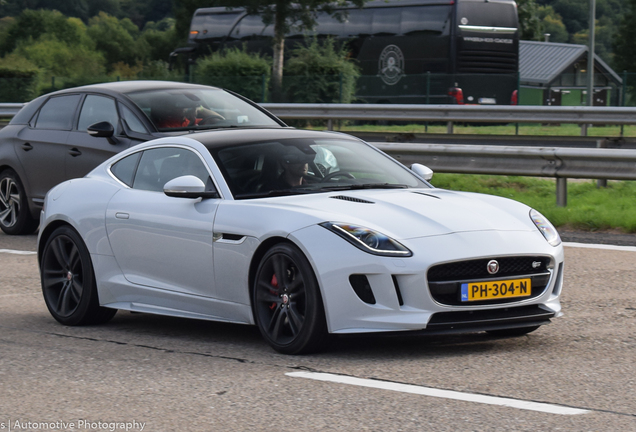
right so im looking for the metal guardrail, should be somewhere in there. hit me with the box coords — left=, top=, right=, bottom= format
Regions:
left=261, top=103, right=636, bottom=135
left=0, top=103, right=24, bottom=117
left=373, top=142, right=636, bottom=206
left=3, top=101, right=636, bottom=128
left=1, top=102, right=633, bottom=206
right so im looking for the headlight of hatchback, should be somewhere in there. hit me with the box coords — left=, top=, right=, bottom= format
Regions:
left=530, top=209, right=561, bottom=246
left=320, top=222, right=412, bottom=257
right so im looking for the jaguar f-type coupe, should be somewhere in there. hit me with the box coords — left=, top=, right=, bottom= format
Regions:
left=38, top=128, right=564, bottom=354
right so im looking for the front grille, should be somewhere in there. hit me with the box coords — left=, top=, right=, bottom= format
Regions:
left=457, top=50, right=517, bottom=73
left=427, top=256, right=552, bottom=306
left=428, top=256, right=550, bottom=282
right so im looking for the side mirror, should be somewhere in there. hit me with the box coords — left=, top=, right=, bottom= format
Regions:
left=411, top=163, right=434, bottom=181
left=87, top=121, right=118, bottom=145
left=163, top=175, right=219, bottom=199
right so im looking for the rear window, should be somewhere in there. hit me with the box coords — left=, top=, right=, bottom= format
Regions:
left=457, top=0, right=518, bottom=28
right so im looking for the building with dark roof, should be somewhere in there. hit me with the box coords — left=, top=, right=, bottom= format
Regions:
left=519, top=40, right=623, bottom=106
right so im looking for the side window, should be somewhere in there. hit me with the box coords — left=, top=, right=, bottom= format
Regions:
left=120, top=104, right=148, bottom=134
left=110, top=152, right=142, bottom=187
left=35, top=95, right=81, bottom=130
left=132, top=147, right=214, bottom=193
left=77, top=95, right=119, bottom=132
left=401, top=6, right=452, bottom=36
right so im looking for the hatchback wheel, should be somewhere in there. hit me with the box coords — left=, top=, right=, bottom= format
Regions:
left=0, top=169, right=38, bottom=235
left=41, top=225, right=116, bottom=326
left=253, top=243, right=328, bottom=354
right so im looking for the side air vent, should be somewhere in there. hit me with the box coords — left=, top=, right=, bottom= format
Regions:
left=349, top=275, right=376, bottom=304
left=331, top=195, right=374, bottom=204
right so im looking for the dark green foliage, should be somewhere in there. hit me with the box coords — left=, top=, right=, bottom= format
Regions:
left=0, top=56, right=39, bottom=102
left=613, top=0, right=636, bottom=72
left=0, top=0, right=172, bottom=29
left=0, top=9, right=92, bottom=55
left=140, top=18, right=180, bottom=63
left=518, top=0, right=543, bottom=40
left=87, top=12, right=142, bottom=67
left=195, top=46, right=271, bottom=102
left=283, top=38, right=360, bottom=103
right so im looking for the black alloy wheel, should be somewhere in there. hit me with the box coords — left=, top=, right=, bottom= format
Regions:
left=0, top=169, right=38, bottom=235
left=253, top=243, right=328, bottom=354
left=40, top=225, right=116, bottom=326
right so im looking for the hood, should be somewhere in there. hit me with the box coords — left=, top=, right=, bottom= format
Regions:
left=262, top=188, right=537, bottom=240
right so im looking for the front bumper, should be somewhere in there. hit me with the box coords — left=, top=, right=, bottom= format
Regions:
left=290, top=226, right=564, bottom=334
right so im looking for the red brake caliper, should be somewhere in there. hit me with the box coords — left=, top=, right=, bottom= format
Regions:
left=269, top=274, right=278, bottom=310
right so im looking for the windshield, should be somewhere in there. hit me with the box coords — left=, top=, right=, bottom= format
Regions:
left=212, top=137, right=430, bottom=199
left=125, top=88, right=281, bottom=131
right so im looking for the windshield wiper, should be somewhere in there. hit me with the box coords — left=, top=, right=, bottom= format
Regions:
left=234, top=188, right=317, bottom=199
left=318, top=183, right=409, bottom=191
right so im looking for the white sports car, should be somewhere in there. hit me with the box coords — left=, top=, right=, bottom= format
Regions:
left=38, top=128, right=564, bottom=354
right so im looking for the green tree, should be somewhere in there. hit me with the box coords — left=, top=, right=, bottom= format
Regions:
left=537, top=6, right=569, bottom=43
left=613, top=0, right=636, bottom=71
left=15, top=36, right=105, bottom=79
left=87, top=12, right=143, bottom=69
left=1, top=9, right=93, bottom=55
left=518, top=0, right=543, bottom=40
left=545, top=0, right=588, bottom=35
left=573, top=17, right=616, bottom=65
left=140, top=17, right=180, bottom=62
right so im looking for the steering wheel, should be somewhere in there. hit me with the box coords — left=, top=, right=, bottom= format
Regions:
left=322, top=171, right=355, bottom=181
left=198, top=113, right=226, bottom=125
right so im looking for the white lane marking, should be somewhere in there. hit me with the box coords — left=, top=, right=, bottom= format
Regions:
left=563, top=242, right=636, bottom=252
left=286, top=372, right=589, bottom=416
left=0, top=249, right=37, bottom=255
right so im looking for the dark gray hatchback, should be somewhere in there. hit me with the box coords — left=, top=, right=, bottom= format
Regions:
left=0, top=81, right=285, bottom=234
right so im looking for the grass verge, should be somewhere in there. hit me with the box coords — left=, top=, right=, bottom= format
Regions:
left=333, top=123, right=636, bottom=137
left=431, top=174, right=636, bottom=233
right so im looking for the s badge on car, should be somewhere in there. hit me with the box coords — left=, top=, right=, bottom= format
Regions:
left=487, top=260, right=499, bottom=275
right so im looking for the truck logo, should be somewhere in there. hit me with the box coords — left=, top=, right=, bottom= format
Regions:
left=378, top=45, right=405, bottom=86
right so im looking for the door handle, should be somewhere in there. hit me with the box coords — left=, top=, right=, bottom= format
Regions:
left=115, top=212, right=130, bottom=219
left=21, top=143, right=33, bottom=151
left=69, top=148, right=82, bottom=157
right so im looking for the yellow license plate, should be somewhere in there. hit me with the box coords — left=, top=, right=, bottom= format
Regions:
left=461, top=278, right=531, bottom=302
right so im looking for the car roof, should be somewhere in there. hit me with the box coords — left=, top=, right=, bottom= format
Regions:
left=186, top=128, right=361, bottom=150
left=47, top=80, right=222, bottom=97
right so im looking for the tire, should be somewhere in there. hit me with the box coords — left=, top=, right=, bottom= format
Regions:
left=0, top=169, right=39, bottom=235
left=253, top=243, right=328, bottom=354
left=486, top=326, right=540, bottom=337
left=40, top=225, right=116, bottom=326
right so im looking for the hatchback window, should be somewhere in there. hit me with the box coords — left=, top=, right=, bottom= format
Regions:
left=77, top=95, right=119, bottom=133
left=125, top=88, right=280, bottom=132
left=35, top=95, right=81, bottom=130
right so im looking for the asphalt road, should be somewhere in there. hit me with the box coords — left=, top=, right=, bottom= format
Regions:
left=1, top=232, right=635, bottom=431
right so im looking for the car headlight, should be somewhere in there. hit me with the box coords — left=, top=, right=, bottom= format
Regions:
left=320, top=222, right=412, bottom=257
left=530, top=209, right=561, bottom=246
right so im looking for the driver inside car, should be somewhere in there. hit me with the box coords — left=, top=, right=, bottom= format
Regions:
left=263, top=151, right=315, bottom=191
left=152, top=103, right=223, bottom=129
